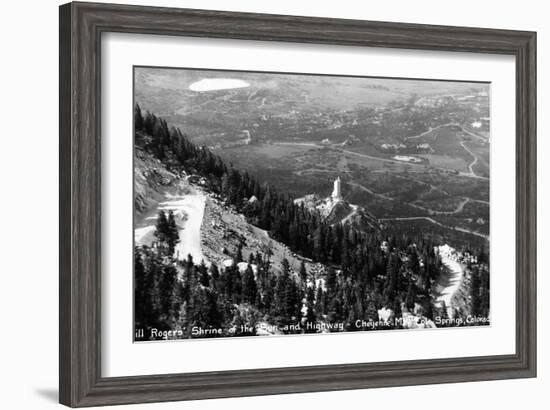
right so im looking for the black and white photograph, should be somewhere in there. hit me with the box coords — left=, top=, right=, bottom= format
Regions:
left=1, top=0, right=543, bottom=408
left=133, top=67, right=490, bottom=341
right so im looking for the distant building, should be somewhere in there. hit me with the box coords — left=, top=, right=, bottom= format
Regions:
left=393, top=155, right=422, bottom=163
left=331, top=177, right=342, bottom=202
left=242, top=130, right=252, bottom=145
left=381, top=143, right=406, bottom=152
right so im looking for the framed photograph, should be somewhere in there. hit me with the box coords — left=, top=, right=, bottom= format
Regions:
left=59, top=1, right=536, bottom=407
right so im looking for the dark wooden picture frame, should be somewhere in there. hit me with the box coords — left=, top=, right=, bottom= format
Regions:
left=59, top=1, right=536, bottom=407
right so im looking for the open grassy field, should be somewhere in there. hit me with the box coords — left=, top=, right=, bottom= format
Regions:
left=418, top=154, right=469, bottom=172
left=247, top=143, right=317, bottom=159
left=413, top=125, right=472, bottom=158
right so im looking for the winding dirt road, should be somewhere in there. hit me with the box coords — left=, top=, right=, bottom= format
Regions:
left=134, top=191, right=207, bottom=264
left=460, top=140, right=479, bottom=176
left=434, top=245, right=464, bottom=319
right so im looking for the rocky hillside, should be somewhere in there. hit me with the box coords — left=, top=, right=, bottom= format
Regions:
left=294, top=193, right=379, bottom=232
left=134, top=148, right=184, bottom=215
left=134, top=147, right=325, bottom=279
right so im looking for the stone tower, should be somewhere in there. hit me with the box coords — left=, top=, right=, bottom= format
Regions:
left=331, top=177, right=342, bottom=201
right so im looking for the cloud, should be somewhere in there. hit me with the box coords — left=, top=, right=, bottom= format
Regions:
left=189, top=78, right=250, bottom=92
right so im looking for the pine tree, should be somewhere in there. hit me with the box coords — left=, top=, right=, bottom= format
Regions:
left=314, top=284, right=325, bottom=318
left=364, top=298, right=379, bottom=322
left=326, top=266, right=337, bottom=297
left=478, top=266, right=490, bottom=318
left=383, top=253, right=399, bottom=305
left=405, top=280, right=416, bottom=311
left=286, top=279, right=302, bottom=321
left=281, top=258, right=290, bottom=277
left=326, top=296, right=342, bottom=326
left=198, top=260, right=210, bottom=287
left=273, top=258, right=292, bottom=326
left=242, top=264, right=257, bottom=304
left=306, top=285, right=315, bottom=305
left=209, top=263, right=220, bottom=282
left=221, top=172, right=230, bottom=197
left=236, top=244, right=244, bottom=263
left=263, top=276, right=275, bottom=315
left=158, top=264, right=179, bottom=326
left=134, top=247, right=151, bottom=334
left=166, top=210, right=180, bottom=255
left=204, top=289, right=224, bottom=331
left=134, top=104, right=144, bottom=131
left=231, top=266, right=243, bottom=304
left=304, top=305, right=317, bottom=333
left=470, top=266, right=481, bottom=316
left=141, top=249, right=166, bottom=331
left=154, top=210, right=169, bottom=248
left=408, top=248, right=420, bottom=278
left=299, top=261, right=308, bottom=284
left=144, top=111, right=155, bottom=136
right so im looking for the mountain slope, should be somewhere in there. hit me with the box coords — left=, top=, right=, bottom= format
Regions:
left=294, top=193, right=379, bottom=232
left=134, top=147, right=324, bottom=277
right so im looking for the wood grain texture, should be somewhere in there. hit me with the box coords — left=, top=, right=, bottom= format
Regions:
left=59, top=1, right=537, bottom=407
